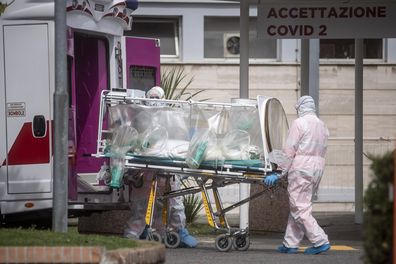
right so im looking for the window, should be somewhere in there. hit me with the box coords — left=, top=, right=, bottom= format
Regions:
left=320, top=39, right=383, bottom=59
left=204, top=17, right=277, bottom=59
left=124, top=18, right=179, bottom=57
left=128, top=66, right=156, bottom=92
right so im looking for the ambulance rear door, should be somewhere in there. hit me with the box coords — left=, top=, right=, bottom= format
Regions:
left=2, top=23, right=53, bottom=198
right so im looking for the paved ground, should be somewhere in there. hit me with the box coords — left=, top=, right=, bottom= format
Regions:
left=165, top=212, right=364, bottom=264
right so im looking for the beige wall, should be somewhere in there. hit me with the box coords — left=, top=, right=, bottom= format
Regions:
left=162, top=63, right=396, bottom=202
left=162, top=64, right=396, bottom=137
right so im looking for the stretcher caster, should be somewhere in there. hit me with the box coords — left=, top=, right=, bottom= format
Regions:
left=233, top=234, right=250, bottom=251
left=164, top=231, right=181, bottom=249
left=215, top=234, right=233, bottom=252
left=147, top=231, right=162, bottom=243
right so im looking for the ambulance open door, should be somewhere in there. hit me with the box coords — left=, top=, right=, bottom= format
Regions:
left=122, top=36, right=161, bottom=96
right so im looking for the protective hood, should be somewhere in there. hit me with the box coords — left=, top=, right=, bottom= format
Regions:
left=295, top=96, right=316, bottom=117
left=146, top=86, right=165, bottom=99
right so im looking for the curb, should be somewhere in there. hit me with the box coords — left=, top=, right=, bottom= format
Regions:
left=104, top=244, right=166, bottom=264
left=0, top=244, right=165, bottom=264
left=0, top=246, right=104, bottom=263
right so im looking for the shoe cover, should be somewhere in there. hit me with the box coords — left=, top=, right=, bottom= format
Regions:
left=304, top=243, right=331, bottom=255
left=277, top=245, right=298, bottom=254
left=178, top=228, right=198, bottom=248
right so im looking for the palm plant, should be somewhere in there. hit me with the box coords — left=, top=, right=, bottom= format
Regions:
left=179, top=171, right=204, bottom=224
left=183, top=193, right=204, bottom=224
left=160, top=66, right=204, bottom=100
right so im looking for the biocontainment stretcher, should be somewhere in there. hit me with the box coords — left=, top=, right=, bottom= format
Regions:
left=93, top=90, right=289, bottom=251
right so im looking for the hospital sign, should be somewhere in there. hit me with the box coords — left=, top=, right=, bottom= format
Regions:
left=258, top=2, right=396, bottom=39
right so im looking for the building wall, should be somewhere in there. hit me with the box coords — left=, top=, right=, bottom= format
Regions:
left=135, top=1, right=396, bottom=63
left=162, top=62, right=396, bottom=203
left=162, top=63, right=396, bottom=139
left=135, top=1, right=396, bottom=203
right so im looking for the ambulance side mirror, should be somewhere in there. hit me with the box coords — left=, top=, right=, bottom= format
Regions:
left=33, top=115, right=46, bottom=138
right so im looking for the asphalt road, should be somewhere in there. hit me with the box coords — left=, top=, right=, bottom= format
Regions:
left=165, top=235, right=363, bottom=264
left=165, top=212, right=364, bottom=264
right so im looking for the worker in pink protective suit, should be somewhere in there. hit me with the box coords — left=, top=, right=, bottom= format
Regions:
left=264, top=95, right=331, bottom=255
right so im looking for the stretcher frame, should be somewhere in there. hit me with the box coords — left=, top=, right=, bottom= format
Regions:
left=93, top=90, right=284, bottom=251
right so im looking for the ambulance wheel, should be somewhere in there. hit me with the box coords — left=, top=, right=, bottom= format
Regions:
left=215, top=234, right=233, bottom=252
left=147, top=231, right=162, bottom=243
left=164, top=231, right=181, bottom=249
left=233, top=234, right=250, bottom=251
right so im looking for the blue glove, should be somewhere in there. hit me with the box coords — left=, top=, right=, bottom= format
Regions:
left=264, top=173, right=279, bottom=186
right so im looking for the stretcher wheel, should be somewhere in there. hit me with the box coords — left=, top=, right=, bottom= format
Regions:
left=164, top=231, right=181, bottom=249
left=147, top=231, right=162, bottom=243
left=215, top=234, right=233, bottom=252
left=233, top=234, right=250, bottom=251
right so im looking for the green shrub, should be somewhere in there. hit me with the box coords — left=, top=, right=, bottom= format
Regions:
left=363, top=150, right=394, bottom=264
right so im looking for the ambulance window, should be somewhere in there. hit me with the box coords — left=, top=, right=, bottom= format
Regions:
left=129, top=66, right=156, bottom=92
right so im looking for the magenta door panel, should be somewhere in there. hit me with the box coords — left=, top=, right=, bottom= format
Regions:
left=124, top=37, right=160, bottom=92
left=74, top=34, right=107, bottom=174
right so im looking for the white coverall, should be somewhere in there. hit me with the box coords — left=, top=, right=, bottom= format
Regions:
left=277, top=95, right=329, bottom=248
left=124, top=170, right=186, bottom=238
left=124, top=86, right=196, bottom=247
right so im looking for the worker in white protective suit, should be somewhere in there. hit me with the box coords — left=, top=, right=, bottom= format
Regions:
left=124, top=86, right=198, bottom=248
left=264, top=95, right=331, bottom=255
left=124, top=170, right=197, bottom=247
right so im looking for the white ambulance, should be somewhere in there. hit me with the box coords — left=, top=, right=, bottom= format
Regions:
left=0, top=0, right=161, bottom=222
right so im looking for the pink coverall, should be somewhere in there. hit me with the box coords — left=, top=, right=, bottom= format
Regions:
left=280, top=96, right=329, bottom=248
